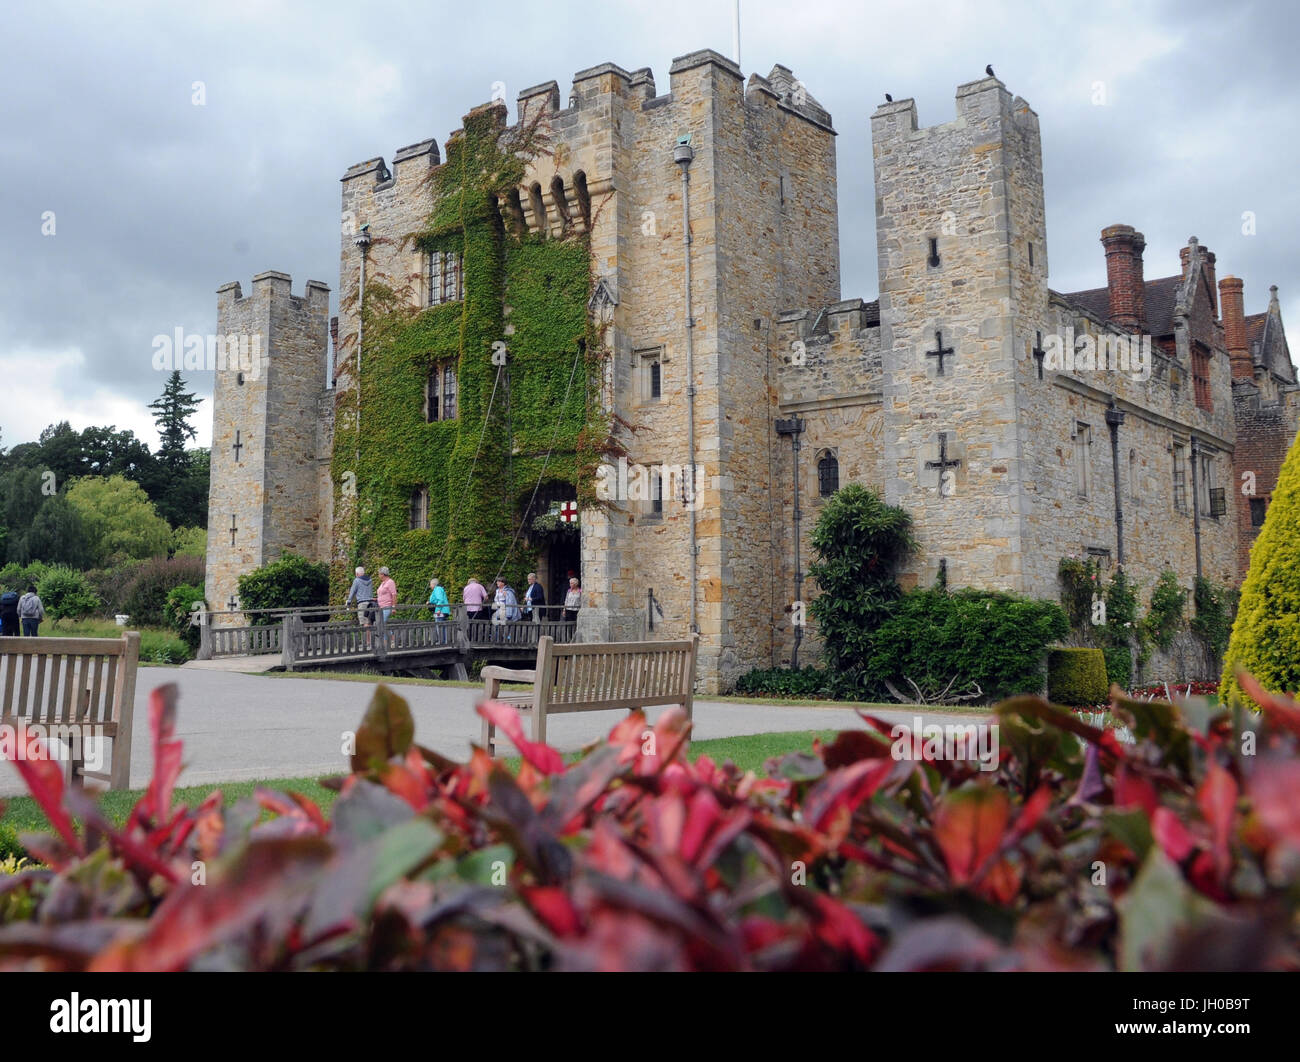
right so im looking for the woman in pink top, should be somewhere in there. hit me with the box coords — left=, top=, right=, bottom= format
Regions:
left=462, top=577, right=488, bottom=623
left=376, top=567, right=398, bottom=620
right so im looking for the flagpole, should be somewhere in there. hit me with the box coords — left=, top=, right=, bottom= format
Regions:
left=732, top=0, right=741, bottom=67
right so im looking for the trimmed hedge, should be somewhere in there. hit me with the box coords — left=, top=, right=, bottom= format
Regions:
left=1102, top=645, right=1133, bottom=691
left=733, top=666, right=834, bottom=699
left=1047, top=648, right=1109, bottom=706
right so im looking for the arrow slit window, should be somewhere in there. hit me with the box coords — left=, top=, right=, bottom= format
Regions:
left=1073, top=422, right=1092, bottom=499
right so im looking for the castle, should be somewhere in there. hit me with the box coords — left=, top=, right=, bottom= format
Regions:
left=205, top=48, right=1298, bottom=693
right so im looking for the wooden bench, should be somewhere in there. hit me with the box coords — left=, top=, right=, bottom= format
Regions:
left=480, top=634, right=699, bottom=755
left=0, top=633, right=141, bottom=790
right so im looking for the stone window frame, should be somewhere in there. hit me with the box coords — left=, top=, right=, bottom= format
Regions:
left=1072, top=421, right=1092, bottom=499
left=1171, top=438, right=1188, bottom=514
left=409, top=486, right=429, bottom=531
left=1192, top=342, right=1213, bottom=412
left=634, top=346, right=664, bottom=405
left=424, top=358, right=459, bottom=422
left=1198, top=449, right=1220, bottom=519
left=427, top=249, right=463, bottom=306
left=637, top=461, right=665, bottom=523
left=815, top=448, right=839, bottom=499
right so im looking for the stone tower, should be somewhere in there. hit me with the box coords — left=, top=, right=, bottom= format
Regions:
left=205, top=272, right=331, bottom=618
left=872, top=76, right=1048, bottom=591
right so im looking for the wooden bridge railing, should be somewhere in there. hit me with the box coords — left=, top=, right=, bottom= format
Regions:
left=196, top=603, right=579, bottom=668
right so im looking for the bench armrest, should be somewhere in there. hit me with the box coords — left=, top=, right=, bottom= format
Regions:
left=482, top=666, right=537, bottom=701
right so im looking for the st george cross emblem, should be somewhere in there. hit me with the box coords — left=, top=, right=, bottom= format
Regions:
left=559, top=501, right=579, bottom=524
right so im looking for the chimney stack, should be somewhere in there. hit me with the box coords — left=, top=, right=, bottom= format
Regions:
left=1219, top=276, right=1251, bottom=379
left=1101, top=224, right=1147, bottom=331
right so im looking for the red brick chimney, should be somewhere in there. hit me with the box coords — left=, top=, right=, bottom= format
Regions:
left=1101, top=224, right=1147, bottom=331
left=1219, top=276, right=1252, bottom=379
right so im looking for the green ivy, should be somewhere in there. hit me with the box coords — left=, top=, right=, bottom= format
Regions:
left=330, top=105, right=608, bottom=605
left=1144, top=568, right=1186, bottom=651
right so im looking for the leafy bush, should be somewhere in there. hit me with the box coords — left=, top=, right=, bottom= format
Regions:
left=1222, top=428, right=1300, bottom=708
left=1145, top=569, right=1186, bottom=651
left=864, top=589, right=1068, bottom=703
left=121, top=555, right=205, bottom=627
left=1046, top=648, right=1109, bottom=706
left=165, top=584, right=207, bottom=651
left=238, top=553, right=329, bottom=623
left=733, top=666, right=833, bottom=699
left=1102, top=645, right=1133, bottom=691
left=35, top=565, right=101, bottom=621
left=807, top=484, right=914, bottom=681
left=0, top=561, right=49, bottom=595
left=0, top=823, right=25, bottom=863
left=1191, top=577, right=1238, bottom=664
left=86, top=560, right=144, bottom=616
left=4, top=672, right=1300, bottom=971
left=1058, top=555, right=1103, bottom=630
left=170, top=526, right=206, bottom=559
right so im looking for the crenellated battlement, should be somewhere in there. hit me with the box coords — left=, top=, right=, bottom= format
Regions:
left=216, top=272, right=330, bottom=309
left=871, top=76, right=1038, bottom=144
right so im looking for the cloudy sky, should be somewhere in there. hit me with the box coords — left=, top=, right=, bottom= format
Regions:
left=2, top=0, right=1295, bottom=452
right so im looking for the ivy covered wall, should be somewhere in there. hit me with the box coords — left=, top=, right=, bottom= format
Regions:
left=330, top=105, right=598, bottom=604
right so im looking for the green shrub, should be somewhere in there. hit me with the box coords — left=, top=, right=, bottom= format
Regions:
left=1191, top=576, right=1238, bottom=664
left=238, top=553, right=329, bottom=623
left=1222, top=429, right=1300, bottom=707
left=1047, top=648, right=1110, bottom=706
left=35, top=565, right=101, bottom=620
left=1145, top=568, right=1186, bottom=651
left=0, top=822, right=26, bottom=863
left=86, top=559, right=145, bottom=616
left=0, top=560, right=49, bottom=595
left=733, top=666, right=833, bottom=699
left=1058, top=556, right=1103, bottom=630
left=165, top=583, right=207, bottom=650
left=121, top=555, right=205, bottom=627
left=864, top=589, right=1068, bottom=703
left=807, top=485, right=914, bottom=681
left=1102, top=645, right=1133, bottom=691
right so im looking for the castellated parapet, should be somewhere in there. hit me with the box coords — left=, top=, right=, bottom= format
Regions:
left=205, top=272, right=330, bottom=622
left=330, top=48, right=840, bottom=691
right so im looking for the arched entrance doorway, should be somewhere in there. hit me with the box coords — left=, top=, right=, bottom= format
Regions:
left=518, top=481, right=580, bottom=617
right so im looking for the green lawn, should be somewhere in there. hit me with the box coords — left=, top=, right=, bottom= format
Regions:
left=29, top=618, right=193, bottom=667
left=0, top=729, right=840, bottom=843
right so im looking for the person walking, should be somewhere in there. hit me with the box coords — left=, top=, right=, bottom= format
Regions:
left=523, top=572, right=546, bottom=623
left=345, top=567, right=375, bottom=627
left=0, top=588, right=20, bottom=637
left=18, top=585, right=45, bottom=637
left=492, top=578, right=520, bottom=641
left=463, top=576, right=488, bottom=625
left=376, top=567, right=398, bottom=623
left=563, top=577, right=582, bottom=623
left=427, top=578, right=451, bottom=620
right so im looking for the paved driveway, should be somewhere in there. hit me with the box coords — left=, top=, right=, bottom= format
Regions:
left=0, top=667, right=979, bottom=796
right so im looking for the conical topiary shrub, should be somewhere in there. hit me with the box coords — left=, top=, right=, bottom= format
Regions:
left=1221, top=425, right=1300, bottom=707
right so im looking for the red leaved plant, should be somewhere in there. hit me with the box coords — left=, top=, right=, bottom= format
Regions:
left=1, top=672, right=1299, bottom=971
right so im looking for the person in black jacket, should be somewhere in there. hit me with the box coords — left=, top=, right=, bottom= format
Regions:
left=0, top=589, right=19, bottom=637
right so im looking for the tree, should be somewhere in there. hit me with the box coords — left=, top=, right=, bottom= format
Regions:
left=1221, top=428, right=1300, bottom=706
left=66, top=475, right=172, bottom=566
left=21, top=495, right=94, bottom=568
left=807, top=484, right=915, bottom=680
left=149, top=371, right=201, bottom=471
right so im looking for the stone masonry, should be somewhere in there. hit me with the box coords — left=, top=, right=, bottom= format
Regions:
left=207, top=51, right=1296, bottom=690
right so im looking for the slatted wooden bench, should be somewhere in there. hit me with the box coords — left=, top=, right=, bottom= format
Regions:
left=0, top=633, right=141, bottom=790
left=480, top=634, right=699, bottom=755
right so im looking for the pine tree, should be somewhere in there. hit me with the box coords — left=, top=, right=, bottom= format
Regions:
left=148, top=371, right=201, bottom=471
left=1221, top=426, right=1300, bottom=705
